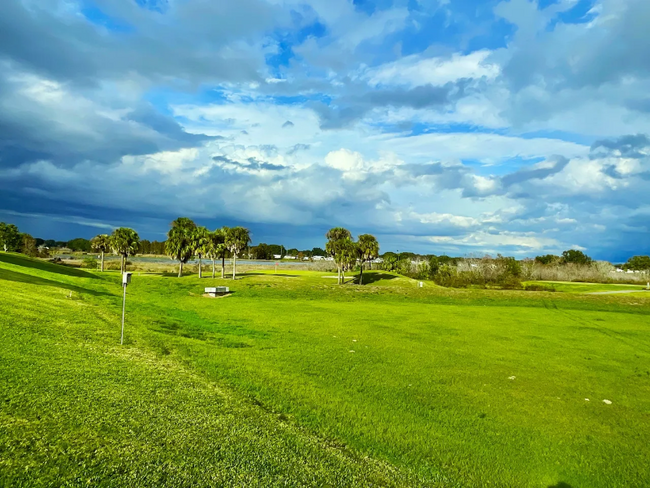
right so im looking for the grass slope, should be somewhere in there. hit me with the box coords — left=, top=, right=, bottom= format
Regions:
left=0, top=256, right=424, bottom=487
left=1, top=253, right=650, bottom=487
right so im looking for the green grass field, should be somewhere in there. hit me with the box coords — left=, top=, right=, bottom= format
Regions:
left=1, top=253, right=649, bottom=487
left=524, top=280, right=650, bottom=294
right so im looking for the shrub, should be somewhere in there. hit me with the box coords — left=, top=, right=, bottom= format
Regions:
left=497, top=274, right=523, bottom=290
left=105, top=260, right=132, bottom=271
left=81, top=257, right=98, bottom=269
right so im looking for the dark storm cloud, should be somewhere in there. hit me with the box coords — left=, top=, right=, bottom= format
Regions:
left=312, top=81, right=464, bottom=129
left=0, top=0, right=283, bottom=169
left=0, top=0, right=282, bottom=86
left=501, top=156, right=569, bottom=187
left=590, top=134, right=650, bottom=158
left=498, top=0, right=650, bottom=92
left=212, top=155, right=285, bottom=171
left=0, top=88, right=216, bottom=168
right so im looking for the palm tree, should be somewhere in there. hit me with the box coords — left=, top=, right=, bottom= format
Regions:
left=225, top=226, right=251, bottom=280
left=339, top=239, right=358, bottom=285
left=110, top=228, right=140, bottom=274
left=357, top=234, right=380, bottom=285
left=91, top=234, right=111, bottom=272
left=192, top=226, right=210, bottom=279
left=207, top=228, right=227, bottom=279
left=166, top=217, right=196, bottom=277
left=326, top=227, right=352, bottom=284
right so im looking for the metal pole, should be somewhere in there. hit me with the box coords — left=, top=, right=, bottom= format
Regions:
left=120, top=283, right=126, bottom=345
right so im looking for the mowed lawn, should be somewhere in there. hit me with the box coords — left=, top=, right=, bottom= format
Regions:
left=1, top=254, right=649, bottom=487
left=525, top=280, right=650, bottom=294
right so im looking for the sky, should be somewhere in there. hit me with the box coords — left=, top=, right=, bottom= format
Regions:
left=0, top=0, right=649, bottom=261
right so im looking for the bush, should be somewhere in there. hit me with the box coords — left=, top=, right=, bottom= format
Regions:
left=81, top=257, right=98, bottom=269
left=105, top=260, right=132, bottom=271
left=497, top=274, right=523, bottom=290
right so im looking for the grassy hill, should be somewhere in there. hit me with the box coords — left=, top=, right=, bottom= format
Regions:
left=1, top=253, right=649, bottom=487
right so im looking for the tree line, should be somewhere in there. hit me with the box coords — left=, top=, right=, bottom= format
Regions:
left=88, top=219, right=253, bottom=279
left=2, top=220, right=649, bottom=281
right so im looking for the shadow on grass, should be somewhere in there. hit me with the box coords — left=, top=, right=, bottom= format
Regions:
left=0, top=253, right=100, bottom=279
left=0, top=269, right=114, bottom=297
left=548, top=483, right=573, bottom=488
left=355, top=272, right=398, bottom=285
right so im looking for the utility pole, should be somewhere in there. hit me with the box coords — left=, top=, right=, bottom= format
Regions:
left=121, top=272, right=132, bottom=345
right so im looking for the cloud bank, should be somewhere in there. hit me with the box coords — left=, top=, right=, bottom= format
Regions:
left=1, top=0, right=649, bottom=260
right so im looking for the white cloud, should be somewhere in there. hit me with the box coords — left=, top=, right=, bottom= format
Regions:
left=365, top=50, right=500, bottom=87
left=373, top=132, right=589, bottom=164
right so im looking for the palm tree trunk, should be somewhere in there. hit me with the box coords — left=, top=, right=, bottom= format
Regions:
left=337, top=266, right=341, bottom=285
left=221, top=256, right=225, bottom=279
left=359, top=262, right=363, bottom=285
left=198, top=256, right=202, bottom=279
left=212, top=258, right=216, bottom=279
left=178, top=261, right=183, bottom=278
left=232, top=254, right=237, bottom=280
left=121, top=255, right=125, bottom=274
left=100, top=251, right=104, bottom=272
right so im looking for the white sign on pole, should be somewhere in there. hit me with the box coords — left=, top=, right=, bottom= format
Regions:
left=121, top=272, right=132, bottom=345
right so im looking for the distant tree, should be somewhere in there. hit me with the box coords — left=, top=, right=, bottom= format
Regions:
left=225, top=227, right=251, bottom=279
left=267, top=244, right=285, bottom=258
left=192, top=226, right=211, bottom=279
left=437, top=255, right=457, bottom=266
left=357, top=234, right=379, bottom=285
left=110, top=228, right=140, bottom=273
left=149, top=240, right=166, bottom=255
left=206, top=229, right=227, bottom=279
left=497, top=255, right=522, bottom=277
left=0, top=222, right=21, bottom=252
left=35, top=238, right=45, bottom=247
left=139, top=239, right=151, bottom=255
left=311, top=247, right=327, bottom=257
left=67, top=238, right=92, bottom=252
left=381, top=252, right=399, bottom=272
left=561, top=249, right=592, bottom=265
left=326, top=227, right=353, bottom=285
left=625, top=255, right=650, bottom=271
left=20, top=233, right=38, bottom=257
left=91, top=234, right=111, bottom=272
left=535, top=254, right=560, bottom=265
left=166, top=217, right=197, bottom=277
left=427, top=255, right=440, bottom=279
left=250, top=243, right=273, bottom=260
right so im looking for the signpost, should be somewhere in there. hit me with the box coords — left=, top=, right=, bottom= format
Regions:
left=121, top=272, right=132, bottom=345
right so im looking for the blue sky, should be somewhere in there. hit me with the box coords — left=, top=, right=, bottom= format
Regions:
left=0, top=0, right=649, bottom=261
